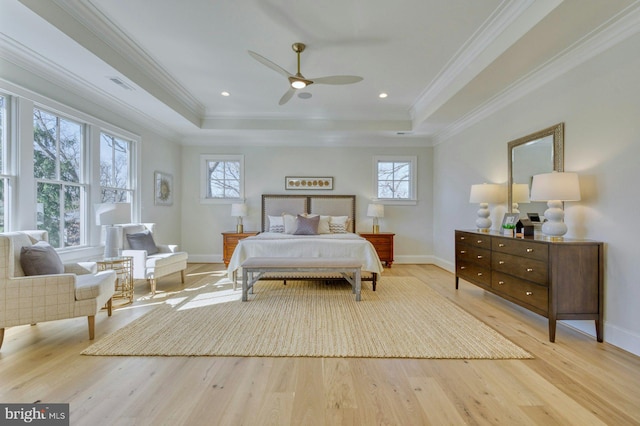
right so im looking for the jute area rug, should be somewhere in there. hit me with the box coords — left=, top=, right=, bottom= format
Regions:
left=82, top=276, right=532, bottom=359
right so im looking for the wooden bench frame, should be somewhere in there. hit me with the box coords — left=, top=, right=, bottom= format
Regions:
left=241, top=257, right=363, bottom=301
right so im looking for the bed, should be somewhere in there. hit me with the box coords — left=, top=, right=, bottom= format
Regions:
left=227, top=194, right=384, bottom=288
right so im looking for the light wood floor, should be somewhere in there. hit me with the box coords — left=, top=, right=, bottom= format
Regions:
left=1, top=264, right=639, bottom=425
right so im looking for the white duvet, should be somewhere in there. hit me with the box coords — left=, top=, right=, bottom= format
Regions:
left=227, top=232, right=384, bottom=276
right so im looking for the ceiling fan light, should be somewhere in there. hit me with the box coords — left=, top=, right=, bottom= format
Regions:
left=291, top=80, right=306, bottom=89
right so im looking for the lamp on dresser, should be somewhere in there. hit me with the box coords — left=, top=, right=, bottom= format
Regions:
left=511, top=183, right=530, bottom=214
left=231, top=203, right=247, bottom=233
left=530, top=171, right=581, bottom=240
left=367, top=203, right=384, bottom=234
left=95, top=202, right=131, bottom=258
left=469, top=183, right=502, bottom=232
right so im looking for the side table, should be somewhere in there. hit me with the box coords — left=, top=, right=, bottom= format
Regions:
left=97, top=256, right=134, bottom=305
left=222, top=231, right=259, bottom=266
left=359, top=232, right=395, bottom=267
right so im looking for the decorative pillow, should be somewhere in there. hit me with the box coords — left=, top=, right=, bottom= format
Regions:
left=20, top=241, right=64, bottom=276
left=318, top=215, right=331, bottom=234
left=283, top=214, right=298, bottom=234
left=268, top=215, right=284, bottom=233
left=126, top=230, right=159, bottom=255
left=329, top=216, right=349, bottom=233
left=294, top=214, right=320, bottom=235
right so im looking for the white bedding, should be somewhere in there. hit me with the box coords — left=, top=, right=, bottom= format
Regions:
left=227, top=232, right=384, bottom=276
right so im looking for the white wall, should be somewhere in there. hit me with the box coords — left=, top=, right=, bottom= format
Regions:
left=180, top=144, right=434, bottom=264
left=432, top=32, right=640, bottom=355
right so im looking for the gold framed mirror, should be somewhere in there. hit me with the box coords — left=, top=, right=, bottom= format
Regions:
left=508, top=123, right=564, bottom=214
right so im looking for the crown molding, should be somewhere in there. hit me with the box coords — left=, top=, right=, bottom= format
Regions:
left=432, top=1, right=640, bottom=145
left=0, top=34, right=181, bottom=140
left=410, top=0, right=551, bottom=127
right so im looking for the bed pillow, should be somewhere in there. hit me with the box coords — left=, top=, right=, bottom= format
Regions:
left=20, top=241, right=64, bottom=276
left=294, top=214, right=320, bottom=235
left=126, top=230, right=159, bottom=255
left=283, top=214, right=298, bottom=234
left=329, top=216, right=349, bottom=233
left=318, top=215, right=331, bottom=234
left=268, top=215, right=284, bottom=233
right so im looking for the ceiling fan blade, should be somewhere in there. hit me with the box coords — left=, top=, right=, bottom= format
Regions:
left=311, top=75, right=363, bottom=85
left=278, top=87, right=296, bottom=105
left=248, top=50, right=292, bottom=78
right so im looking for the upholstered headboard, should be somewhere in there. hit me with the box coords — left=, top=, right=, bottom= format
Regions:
left=261, top=194, right=356, bottom=233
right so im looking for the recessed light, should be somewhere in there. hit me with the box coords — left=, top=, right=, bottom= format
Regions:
left=379, top=92, right=388, bottom=99
left=221, top=91, right=230, bottom=97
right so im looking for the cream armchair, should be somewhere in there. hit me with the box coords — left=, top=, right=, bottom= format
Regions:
left=0, top=231, right=116, bottom=350
left=119, top=223, right=187, bottom=295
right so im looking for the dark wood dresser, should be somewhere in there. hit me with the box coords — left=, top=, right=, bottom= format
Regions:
left=455, top=229, right=603, bottom=342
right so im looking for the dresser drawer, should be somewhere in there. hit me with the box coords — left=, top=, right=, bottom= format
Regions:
left=456, top=231, right=491, bottom=249
left=492, top=252, right=548, bottom=285
left=492, top=272, right=549, bottom=313
left=456, top=245, right=490, bottom=269
left=492, top=238, right=548, bottom=262
left=457, top=261, right=491, bottom=287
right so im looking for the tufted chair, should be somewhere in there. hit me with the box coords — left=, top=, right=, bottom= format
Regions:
left=118, top=223, right=188, bottom=295
left=0, top=230, right=116, bottom=350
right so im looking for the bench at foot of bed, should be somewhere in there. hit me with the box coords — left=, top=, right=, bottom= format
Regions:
left=241, top=257, right=363, bottom=301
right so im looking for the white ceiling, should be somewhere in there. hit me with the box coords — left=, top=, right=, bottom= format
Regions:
left=1, top=0, right=638, bottom=146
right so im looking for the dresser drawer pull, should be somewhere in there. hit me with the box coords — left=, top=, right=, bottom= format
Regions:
left=498, top=281, right=505, bottom=285
left=460, top=250, right=466, bottom=254
left=460, top=266, right=466, bottom=270
left=477, top=255, right=483, bottom=259
left=526, top=268, right=533, bottom=272
left=477, top=272, right=483, bottom=276
left=499, top=260, right=505, bottom=265
left=498, top=243, right=505, bottom=247
left=460, top=236, right=465, bottom=240
left=526, top=248, right=534, bottom=253
left=477, top=240, right=483, bottom=244
left=526, top=291, right=533, bottom=296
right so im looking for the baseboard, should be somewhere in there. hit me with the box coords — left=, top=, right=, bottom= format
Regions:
left=392, top=255, right=434, bottom=264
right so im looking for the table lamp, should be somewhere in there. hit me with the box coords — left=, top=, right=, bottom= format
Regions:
left=530, top=172, right=580, bottom=240
left=367, top=203, right=384, bottom=233
left=469, top=183, right=502, bottom=232
left=231, top=203, right=247, bottom=233
left=95, top=203, right=131, bottom=258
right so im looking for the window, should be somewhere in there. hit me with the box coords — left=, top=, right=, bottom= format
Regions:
left=200, top=154, right=244, bottom=203
left=100, top=132, right=132, bottom=203
left=33, top=108, right=85, bottom=248
left=374, top=155, right=417, bottom=203
left=0, top=94, right=8, bottom=232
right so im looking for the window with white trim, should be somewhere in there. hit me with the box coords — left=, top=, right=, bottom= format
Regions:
left=0, top=94, right=9, bottom=232
left=374, top=155, right=417, bottom=202
left=100, top=131, right=133, bottom=203
left=200, top=154, right=244, bottom=203
left=33, top=107, right=86, bottom=248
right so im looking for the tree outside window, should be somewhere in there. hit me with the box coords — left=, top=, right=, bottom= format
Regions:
left=33, top=108, right=84, bottom=248
left=200, top=155, right=244, bottom=202
left=100, top=132, right=132, bottom=203
left=374, top=156, right=417, bottom=201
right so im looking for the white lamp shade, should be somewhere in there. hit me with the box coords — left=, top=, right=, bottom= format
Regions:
left=231, top=203, right=247, bottom=217
left=367, top=203, right=384, bottom=218
left=530, top=172, right=581, bottom=201
left=469, top=183, right=502, bottom=204
left=512, top=183, right=530, bottom=203
left=95, top=203, right=131, bottom=225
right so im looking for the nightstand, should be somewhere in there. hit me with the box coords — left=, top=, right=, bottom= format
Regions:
left=222, top=231, right=259, bottom=266
left=359, top=232, right=395, bottom=267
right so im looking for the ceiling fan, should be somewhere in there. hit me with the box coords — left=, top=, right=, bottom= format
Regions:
left=248, top=42, right=363, bottom=105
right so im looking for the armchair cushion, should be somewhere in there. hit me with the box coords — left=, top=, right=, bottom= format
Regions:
left=126, top=230, right=159, bottom=255
left=20, top=241, right=64, bottom=276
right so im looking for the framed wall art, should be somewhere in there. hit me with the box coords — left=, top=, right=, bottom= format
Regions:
left=285, top=176, right=333, bottom=190
left=154, top=171, right=173, bottom=206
